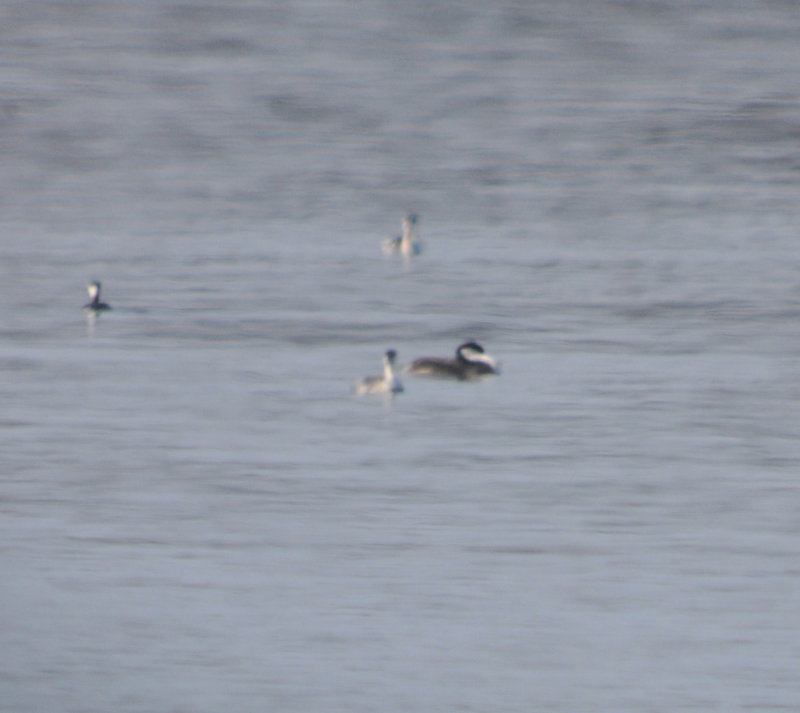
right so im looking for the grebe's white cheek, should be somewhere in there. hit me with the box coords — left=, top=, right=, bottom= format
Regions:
left=485, top=356, right=500, bottom=373
left=468, top=351, right=499, bottom=373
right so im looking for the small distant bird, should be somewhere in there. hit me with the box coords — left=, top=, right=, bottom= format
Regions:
left=382, top=214, right=422, bottom=257
left=82, top=281, right=111, bottom=312
left=406, top=342, right=500, bottom=380
left=354, top=349, right=404, bottom=395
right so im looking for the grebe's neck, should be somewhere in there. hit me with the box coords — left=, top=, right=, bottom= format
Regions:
left=383, top=356, right=395, bottom=381
left=400, top=217, right=415, bottom=255
left=383, top=352, right=403, bottom=392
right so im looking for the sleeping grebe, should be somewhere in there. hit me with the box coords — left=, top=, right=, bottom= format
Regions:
left=354, top=349, right=404, bottom=395
left=382, top=214, right=421, bottom=257
left=407, top=342, right=499, bottom=380
left=83, top=281, right=111, bottom=312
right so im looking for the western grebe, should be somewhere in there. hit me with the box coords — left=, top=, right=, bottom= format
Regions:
left=382, top=214, right=421, bottom=257
left=82, top=281, right=111, bottom=312
left=407, top=342, right=499, bottom=380
left=354, top=349, right=404, bottom=395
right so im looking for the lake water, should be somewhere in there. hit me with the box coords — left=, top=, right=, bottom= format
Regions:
left=2, top=1, right=800, bottom=711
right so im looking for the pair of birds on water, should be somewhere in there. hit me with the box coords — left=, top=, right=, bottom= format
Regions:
left=82, top=214, right=419, bottom=313
left=81, top=215, right=419, bottom=315
left=354, top=342, right=500, bottom=396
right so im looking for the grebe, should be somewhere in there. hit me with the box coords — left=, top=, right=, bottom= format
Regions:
left=82, top=281, right=111, bottom=312
left=382, top=214, right=421, bottom=257
left=407, top=342, right=499, bottom=380
left=354, top=349, right=404, bottom=395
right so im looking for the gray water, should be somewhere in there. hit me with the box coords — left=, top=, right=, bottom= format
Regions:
left=3, top=1, right=800, bottom=711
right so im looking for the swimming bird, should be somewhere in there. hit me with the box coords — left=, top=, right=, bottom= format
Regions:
left=82, top=281, right=111, bottom=312
left=382, top=214, right=421, bottom=257
left=354, top=349, right=404, bottom=395
left=407, top=341, right=500, bottom=380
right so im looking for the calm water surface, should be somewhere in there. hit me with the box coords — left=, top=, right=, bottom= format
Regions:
left=2, top=2, right=800, bottom=711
